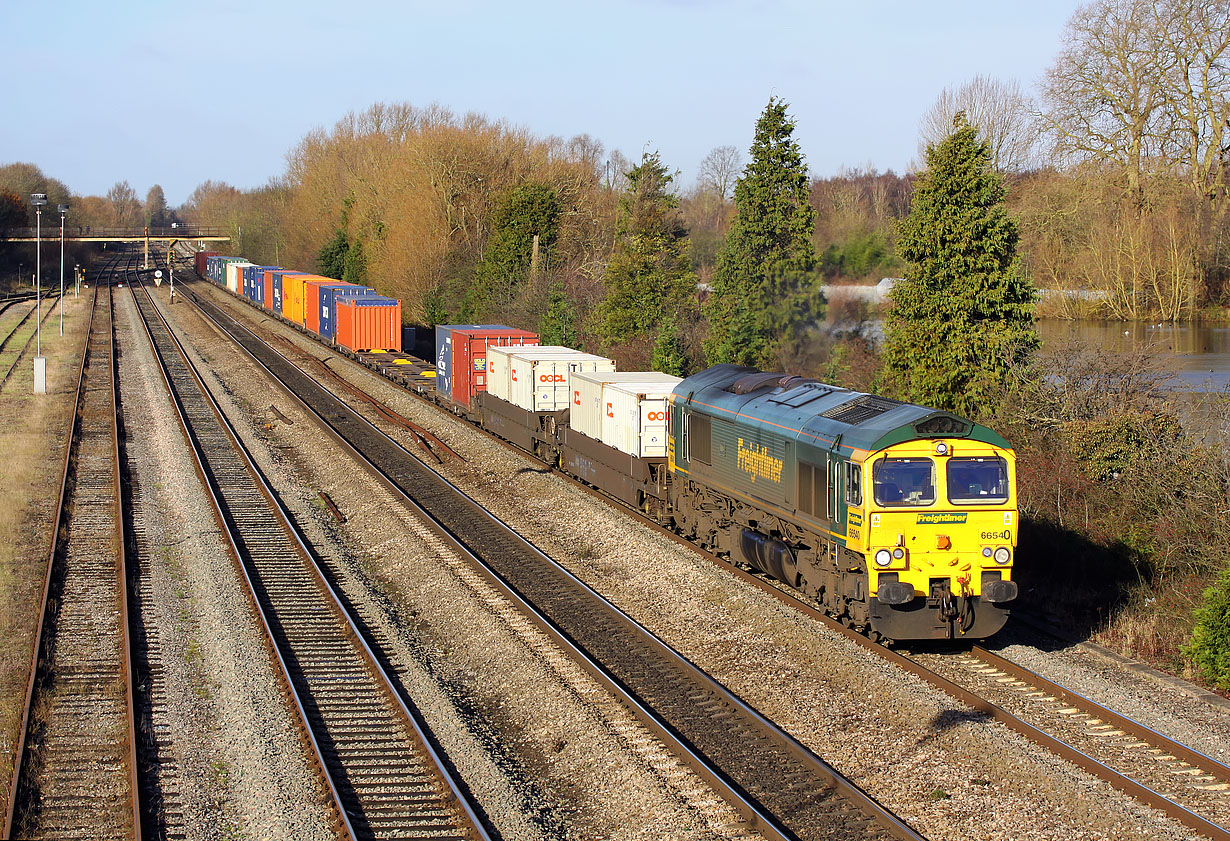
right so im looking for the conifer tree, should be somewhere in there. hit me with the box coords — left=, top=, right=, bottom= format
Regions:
left=595, top=152, right=696, bottom=348
left=880, top=115, right=1037, bottom=417
left=651, top=312, right=691, bottom=376
left=540, top=281, right=578, bottom=347
left=343, top=239, right=367, bottom=285
left=1186, top=563, right=1230, bottom=691
left=318, top=229, right=348, bottom=279
left=704, top=97, right=819, bottom=368
left=472, top=182, right=560, bottom=309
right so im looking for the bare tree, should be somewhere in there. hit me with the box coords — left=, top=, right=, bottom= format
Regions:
left=1154, top=0, right=1230, bottom=207
left=604, top=149, right=633, bottom=193
left=1038, top=0, right=1176, bottom=202
left=106, top=180, right=143, bottom=227
left=918, top=76, right=1038, bottom=172
left=697, top=144, right=742, bottom=201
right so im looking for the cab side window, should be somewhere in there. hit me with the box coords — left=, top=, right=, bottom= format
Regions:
left=844, top=462, right=862, bottom=506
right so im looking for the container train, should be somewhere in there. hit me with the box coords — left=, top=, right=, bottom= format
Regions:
left=196, top=252, right=403, bottom=353
left=191, top=255, right=1018, bottom=641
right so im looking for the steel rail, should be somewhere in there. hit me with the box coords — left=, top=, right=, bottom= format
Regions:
left=193, top=270, right=1230, bottom=841
left=572, top=485, right=1230, bottom=841
left=127, top=275, right=358, bottom=841
left=0, top=292, right=66, bottom=391
left=181, top=279, right=924, bottom=841
left=4, top=253, right=141, bottom=838
left=131, top=277, right=488, bottom=841
left=972, top=645, right=1230, bottom=783
left=2, top=282, right=97, bottom=839
left=553, top=470, right=1230, bottom=841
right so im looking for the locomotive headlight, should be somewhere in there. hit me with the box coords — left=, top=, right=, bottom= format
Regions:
left=935, top=442, right=949, bottom=456
left=892, top=548, right=905, bottom=560
left=981, top=547, right=993, bottom=558
left=994, top=547, right=1012, bottom=565
left=875, top=549, right=892, bottom=567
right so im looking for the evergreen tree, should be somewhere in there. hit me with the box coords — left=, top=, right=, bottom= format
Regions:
left=145, top=184, right=169, bottom=227
left=1186, top=563, right=1230, bottom=691
left=704, top=97, right=819, bottom=368
left=472, top=182, right=560, bottom=309
left=595, top=152, right=697, bottom=347
left=343, top=239, right=367, bottom=285
left=540, top=281, right=578, bottom=347
left=318, top=229, right=348, bottom=279
left=880, top=114, right=1038, bottom=417
left=650, top=313, right=690, bottom=376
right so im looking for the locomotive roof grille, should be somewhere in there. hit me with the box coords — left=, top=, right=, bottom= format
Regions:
left=821, top=394, right=904, bottom=425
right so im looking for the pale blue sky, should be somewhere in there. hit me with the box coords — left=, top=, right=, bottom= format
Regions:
left=2, top=0, right=1081, bottom=206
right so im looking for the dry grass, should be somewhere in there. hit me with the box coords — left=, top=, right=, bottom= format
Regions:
left=0, top=293, right=92, bottom=804
left=1093, top=571, right=1211, bottom=682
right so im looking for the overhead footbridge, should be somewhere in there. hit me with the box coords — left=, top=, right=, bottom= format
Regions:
left=1, top=225, right=231, bottom=267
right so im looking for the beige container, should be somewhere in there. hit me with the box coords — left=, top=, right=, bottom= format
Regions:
left=571, top=372, right=681, bottom=457
left=487, top=345, right=569, bottom=403
left=225, top=261, right=252, bottom=294
left=507, top=348, right=614, bottom=412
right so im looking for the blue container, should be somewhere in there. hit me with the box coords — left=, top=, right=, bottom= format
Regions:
left=244, top=266, right=278, bottom=305
left=269, top=270, right=306, bottom=315
left=317, top=284, right=375, bottom=340
left=433, top=324, right=509, bottom=401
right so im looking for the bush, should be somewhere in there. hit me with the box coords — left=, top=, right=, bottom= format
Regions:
left=1186, top=566, right=1230, bottom=690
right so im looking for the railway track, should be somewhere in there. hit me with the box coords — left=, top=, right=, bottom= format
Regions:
left=0, top=291, right=61, bottom=391
left=186, top=272, right=1230, bottom=840
left=5, top=266, right=140, bottom=838
left=592, top=491, right=1230, bottom=841
left=178, top=278, right=923, bottom=841
left=129, top=277, right=488, bottom=841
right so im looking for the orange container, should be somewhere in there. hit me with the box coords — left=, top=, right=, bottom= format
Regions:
left=336, top=297, right=402, bottom=352
left=281, top=273, right=330, bottom=326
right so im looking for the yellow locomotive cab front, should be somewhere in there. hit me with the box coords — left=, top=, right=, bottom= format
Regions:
left=860, top=439, right=1019, bottom=637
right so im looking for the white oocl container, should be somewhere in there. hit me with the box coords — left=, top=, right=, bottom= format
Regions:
left=499, top=346, right=615, bottom=412
left=570, top=371, right=682, bottom=458
left=225, top=261, right=252, bottom=294
left=487, top=345, right=577, bottom=403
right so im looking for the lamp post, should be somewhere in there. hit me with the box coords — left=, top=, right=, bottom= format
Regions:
left=58, top=204, right=67, bottom=336
left=30, top=193, right=47, bottom=393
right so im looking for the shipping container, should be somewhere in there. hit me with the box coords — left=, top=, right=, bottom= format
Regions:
left=306, top=281, right=375, bottom=339
left=224, top=261, right=251, bottom=294
left=336, top=296, right=402, bottom=352
left=267, top=270, right=306, bottom=315
left=486, top=344, right=575, bottom=403
left=248, top=266, right=279, bottom=305
left=281, top=273, right=331, bottom=326
left=434, top=325, right=539, bottom=409
left=207, top=255, right=238, bottom=285
left=596, top=373, right=680, bottom=458
left=506, top=349, right=614, bottom=413
left=568, top=372, right=677, bottom=454
left=194, top=251, right=219, bottom=277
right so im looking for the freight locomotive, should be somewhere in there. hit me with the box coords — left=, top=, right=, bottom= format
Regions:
left=190, top=255, right=1018, bottom=641
left=666, top=364, right=1018, bottom=641
left=430, top=324, right=1019, bottom=642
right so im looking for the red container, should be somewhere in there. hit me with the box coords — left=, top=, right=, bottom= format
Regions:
left=447, top=326, right=539, bottom=411
left=195, top=251, right=220, bottom=277
left=336, top=297, right=403, bottom=353
left=304, top=279, right=354, bottom=335
left=262, top=268, right=277, bottom=310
